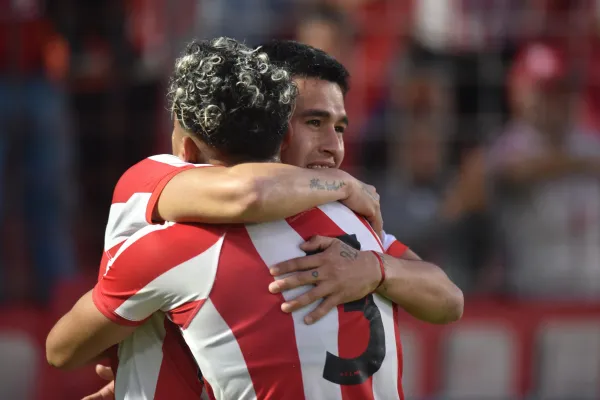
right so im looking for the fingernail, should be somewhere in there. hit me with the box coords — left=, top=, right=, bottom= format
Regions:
left=268, top=282, right=280, bottom=293
left=270, top=267, right=279, bottom=275
left=305, top=316, right=313, bottom=325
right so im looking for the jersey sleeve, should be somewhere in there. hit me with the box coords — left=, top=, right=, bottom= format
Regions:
left=112, top=154, right=213, bottom=225
left=93, top=226, right=175, bottom=326
left=93, top=223, right=226, bottom=327
left=381, top=231, right=408, bottom=258
left=103, top=155, right=213, bottom=254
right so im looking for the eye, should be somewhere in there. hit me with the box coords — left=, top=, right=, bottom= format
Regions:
left=335, top=126, right=345, bottom=134
left=306, top=119, right=321, bottom=127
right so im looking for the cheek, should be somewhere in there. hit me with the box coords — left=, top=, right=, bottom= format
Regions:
left=282, top=137, right=311, bottom=166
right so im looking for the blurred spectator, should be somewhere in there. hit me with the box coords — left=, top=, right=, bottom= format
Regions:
left=0, top=0, right=75, bottom=303
left=489, top=42, right=600, bottom=298
left=378, top=119, right=450, bottom=263
left=409, top=0, right=525, bottom=165
left=294, top=1, right=409, bottom=172
left=199, top=0, right=292, bottom=45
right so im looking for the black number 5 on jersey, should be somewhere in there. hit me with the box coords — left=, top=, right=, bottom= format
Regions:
left=305, top=234, right=386, bottom=386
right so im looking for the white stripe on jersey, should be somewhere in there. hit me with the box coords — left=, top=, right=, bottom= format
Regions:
left=381, top=231, right=398, bottom=253
left=246, top=221, right=343, bottom=400
left=115, top=313, right=167, bottom=400
left=104, top=193, right=151, bottom=251
left=317, top=203, right=384, bottom=251
left=114, top=234, right=224, bottom=322
left=372, top=294, right=401, bottom=400
left=184, top=298, right=257, bottom=400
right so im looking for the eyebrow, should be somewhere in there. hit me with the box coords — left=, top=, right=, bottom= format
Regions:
left=300, top=109, right=349, bottom=126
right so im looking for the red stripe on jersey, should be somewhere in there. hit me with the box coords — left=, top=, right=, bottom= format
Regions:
left=94, top=224, right=225, bottom=325
left=393, top=305, right=404, bottom=400
left=99, top=252, right=109, bottom=282
left=99, top=241, right=126, bottom=280
left=112, top=158, right=196, bottom=204
left=385, top=240, right=408, bottom=258
left=169, top=299, right=206, bottom=329
left=154, top=319, right=204, bottom=399
left=210, top=226, right=306, bottom=399
left=287, top=208, right=376, bottom=400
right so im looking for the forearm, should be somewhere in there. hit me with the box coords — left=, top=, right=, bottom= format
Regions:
left=500, top=155, right=591, bottom=187
left=46, top=291, right=135, bottom=370
left=375, top=254, right=463, bottom=324
left=157, top=163, right=354, bottom=223
left=239, top=164, right=354, bottom=222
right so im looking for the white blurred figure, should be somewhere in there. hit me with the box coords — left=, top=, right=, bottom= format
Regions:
left=488, top=42, right=600, bottom=298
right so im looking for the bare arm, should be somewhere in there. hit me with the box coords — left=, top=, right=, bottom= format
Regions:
left=270, top=237, right=464, bottom=325
left=155, top=163, right=382, bottom=234
left=46, top=290, right=136, bottom=370
left=496, top=153, right=597, bottom=188
left=376, top=250, right=464, bottom=324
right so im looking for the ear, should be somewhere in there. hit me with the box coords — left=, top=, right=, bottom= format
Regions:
left=182, top=136, right=202, bottom=163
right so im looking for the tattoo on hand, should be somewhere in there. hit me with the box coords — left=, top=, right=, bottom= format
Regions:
left=339, top=243, right=358, bottom=260
left=310, top=178, right=346, bottom=191
left=361, top=184, right=378, bottom=201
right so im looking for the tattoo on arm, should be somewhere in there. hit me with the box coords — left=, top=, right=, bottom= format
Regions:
left=310, top=178, right=346, bottom=192
left=339, top=243, right=358, bottom=260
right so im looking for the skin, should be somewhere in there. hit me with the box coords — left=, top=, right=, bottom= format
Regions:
left=47, top=76, right=463, bottom=399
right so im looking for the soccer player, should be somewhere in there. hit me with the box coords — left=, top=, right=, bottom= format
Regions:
left=48, top=35, right=403, bottom=400
left=50, top=40, right=463, bottom=399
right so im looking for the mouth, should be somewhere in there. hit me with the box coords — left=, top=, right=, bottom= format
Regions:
left=306, top=162, right=335, bottom=169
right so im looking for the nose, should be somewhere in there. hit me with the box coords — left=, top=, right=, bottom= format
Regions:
left=319, top=127, right=343, bottom=160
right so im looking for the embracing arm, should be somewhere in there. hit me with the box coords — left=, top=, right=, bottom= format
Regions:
left=269, top=237, right=463, bottom=325
left=376, top=250, right=464, bottom=324
left=155, top=163, right=382, bottom=232
left=46, top=290, right=135, bottom=370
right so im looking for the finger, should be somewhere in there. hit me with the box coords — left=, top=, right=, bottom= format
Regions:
left=369, top=216, right=384, bottom=241
left=95, top=364, right=114, bottom=381
left=299, top=235, right=336, bottom=252
left=270, top=253, right=323, bottom=276
left=81, top=381, right=115, bottom=400
left=281, top=283, right=334, bottom=313
left=304, top=295, right=341, bottom=325
left=269, top=268, right=323, bottom=294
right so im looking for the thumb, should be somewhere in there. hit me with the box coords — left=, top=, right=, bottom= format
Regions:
left=299, top=235, right=335, bottom=252
left=96, top=364, right=115, bottom=381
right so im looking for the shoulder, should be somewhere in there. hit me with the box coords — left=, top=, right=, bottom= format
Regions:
left=112, top=223, right=226, bottom=271
left=112, top=155, right=211, bottom=204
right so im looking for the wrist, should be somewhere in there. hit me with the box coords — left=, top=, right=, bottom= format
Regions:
left=368, top=250, right=386, bottom=292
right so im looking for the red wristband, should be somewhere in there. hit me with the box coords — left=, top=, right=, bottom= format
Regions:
left=370, top=250, right=386, bottom=291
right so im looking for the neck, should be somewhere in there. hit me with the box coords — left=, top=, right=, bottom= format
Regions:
left=206, top=154, right=280, bottom=167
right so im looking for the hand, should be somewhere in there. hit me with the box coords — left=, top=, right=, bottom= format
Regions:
left=82, top=364, right=115, bottom=400
left=341, top=179, right=383, bottom=240
left=268, top=236, right=382, bottom=324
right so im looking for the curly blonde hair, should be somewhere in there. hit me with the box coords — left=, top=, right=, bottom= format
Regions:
left=167, top=37, right=297, bottom=161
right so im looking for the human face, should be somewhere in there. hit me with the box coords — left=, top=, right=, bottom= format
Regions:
left=281, top=78, right=347, bottom=169
left=524, top=84, right=572, bottom=140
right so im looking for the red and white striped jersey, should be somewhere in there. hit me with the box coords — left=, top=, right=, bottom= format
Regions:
left=99, top=154, right=408, bottom=399
left=99, top=154, right=212, bottom=400
left=94, top=203, right=405, bottom=400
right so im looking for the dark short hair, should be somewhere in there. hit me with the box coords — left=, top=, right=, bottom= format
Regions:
left=168, top=37, right=297, bottom=162
left=258, top=40, right=350, bottom=95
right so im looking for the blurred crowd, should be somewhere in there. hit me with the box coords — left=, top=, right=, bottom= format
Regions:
left=1, top=0, right=600, bottom=305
